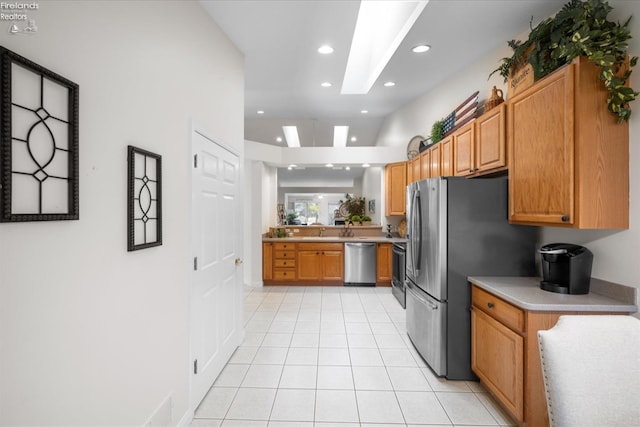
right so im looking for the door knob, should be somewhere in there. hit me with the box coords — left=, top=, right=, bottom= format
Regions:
left=235, top=258, right=243, bottom=265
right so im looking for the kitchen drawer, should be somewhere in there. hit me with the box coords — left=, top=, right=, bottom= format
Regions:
left=472, top=285, right=525, bottom=334
left=273, top=269, right=296, bottom=280
left=274, top=242, right=296, bottom=251
left=274, top=259, right=295, bottom=268
left=275, top=250, right=295, bottom=259
left=297, top=242, right=343, bottom=252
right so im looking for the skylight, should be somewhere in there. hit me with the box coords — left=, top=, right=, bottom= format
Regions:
left=333, top=126, right=349, bottom=147
left=282, top=126, right=300, bottom=148
left=341, top=0, right=428, bottom=94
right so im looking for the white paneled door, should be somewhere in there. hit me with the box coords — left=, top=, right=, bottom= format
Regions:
left=190, top=129, right=243, bottom=411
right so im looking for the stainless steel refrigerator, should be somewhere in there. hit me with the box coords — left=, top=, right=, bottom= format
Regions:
left=405, top=177, right=536, bottom=380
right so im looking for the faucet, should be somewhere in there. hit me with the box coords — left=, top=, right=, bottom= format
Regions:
left=339, top=222, right=353, bottom=238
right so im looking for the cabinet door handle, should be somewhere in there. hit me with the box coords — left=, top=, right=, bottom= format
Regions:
left=469, top=169, right=474, bottom=173
left=487, top=302, right=494, bottom=309
left=561, top=215, right=570, bottom=222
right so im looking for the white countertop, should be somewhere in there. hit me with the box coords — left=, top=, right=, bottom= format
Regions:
left=468, top=276, right=637, bottom=313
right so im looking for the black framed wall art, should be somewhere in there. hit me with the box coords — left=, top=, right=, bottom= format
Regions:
left=127, top=145, right=162, bottom=251
left=0, top=46, right=80, bottom=222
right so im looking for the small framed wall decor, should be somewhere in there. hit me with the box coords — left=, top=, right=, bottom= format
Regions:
left=0, top=46, right=80, bottom=222
left=127, top=145, right=162, bottom=251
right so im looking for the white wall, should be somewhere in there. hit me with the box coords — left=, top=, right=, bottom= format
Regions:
left=375, top=1, right=640, bottom=300
left=0, top=1, right=244, bottom=425
left=362, top=166, right=384, bottom=225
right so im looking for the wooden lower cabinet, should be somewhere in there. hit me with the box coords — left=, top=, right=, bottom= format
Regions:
left=297, top=249, right=323, bottom=280
left=472, top=307, right=524, bottom=421
left=297, top=243, right=343, bottom=284
left=263, top=241, right=297, bottom=283
left=272, top=242, right=296, bottom=282
left=471, top=285, right=623, bottom=427
left=376, top=243, right=392, bottom=285
left=262, top=242, right=273, bottom=280
left=263, top=241, right=392, bottom=286
left=263, top=242, right=343, bottom=285
left=320, top=250, right=344, bottom=281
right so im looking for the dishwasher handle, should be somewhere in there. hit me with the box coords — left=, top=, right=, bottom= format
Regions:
left=345, top=242, right=377, bottom=248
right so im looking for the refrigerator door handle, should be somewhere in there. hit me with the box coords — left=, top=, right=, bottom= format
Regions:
left=414, top=189, right=422, bottom=272
left=407, top=281, right=437, bottom=309
left=408, top=188, right=415, bottom=277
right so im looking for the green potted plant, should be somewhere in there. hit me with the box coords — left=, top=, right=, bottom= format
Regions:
left=490, top=0, right=637, bottom=122
left=350, top=215, right=361, bottom=225
left=361, top=215, right=372, bottom=226
left=342, top=194, right=365, bottom=218
left=285, top=212, right=299, bottom=225
left=431, top=119, right=444, bottom=143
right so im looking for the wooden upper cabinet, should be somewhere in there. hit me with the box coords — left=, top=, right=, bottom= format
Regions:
left=453, top=104, right=506, bottom=177
left=475, top=103, right=507, bottom=174
left=420, top=150, right=430, bottom=180
left=440, top=135, right=454, bottom=176
left=508, top=56, right=629, bottom=229
left=385, top=161, right=407, bottom=216
left=453, top=122, right=475, bottom=176
left=407, top=155, right=420, bottom=184
left=429, top=143, right=441, bottom=178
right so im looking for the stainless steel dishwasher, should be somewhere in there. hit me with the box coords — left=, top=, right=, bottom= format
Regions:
left=344, top=242, right=377, bottom=285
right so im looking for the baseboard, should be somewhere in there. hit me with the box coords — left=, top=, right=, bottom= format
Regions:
left=176, top=408, right=193, bottom=427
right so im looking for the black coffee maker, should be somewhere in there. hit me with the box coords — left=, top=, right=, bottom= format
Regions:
left=539, top=243, right=593, bottom=294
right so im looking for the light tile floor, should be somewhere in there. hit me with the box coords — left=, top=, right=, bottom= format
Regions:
left=193, top=285, right=517, bottom=427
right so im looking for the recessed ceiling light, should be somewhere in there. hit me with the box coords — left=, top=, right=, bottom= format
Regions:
left=318, top=194, right=324, bottom=199
left=289, top=164, right=297, bottom=168
left=276, top=137, right=282, bottom=142
left=361, top=110, right=368, bottom=114
left=287, top=166, right=293, bottom=170
left=321, top=82, right=332, bottom=88
left=362, top=163, right=370, bottom=168
left=345, top=166, right=351, bottom=170
left=412, top=44, right=431, bottom=53
left=318, top=45, right=334, bottom=54
left=326, top=163, right=334, bottom=168
left=384, top=81, right=396, bottom=87
left=257, top=110, right=264, bottom=114
left=351, top=136, right=357, bottom=142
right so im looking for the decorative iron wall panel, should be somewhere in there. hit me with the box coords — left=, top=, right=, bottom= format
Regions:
left=127, top=145, right=162, bottom=251
left=0, top=46, right=79, bottom=222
